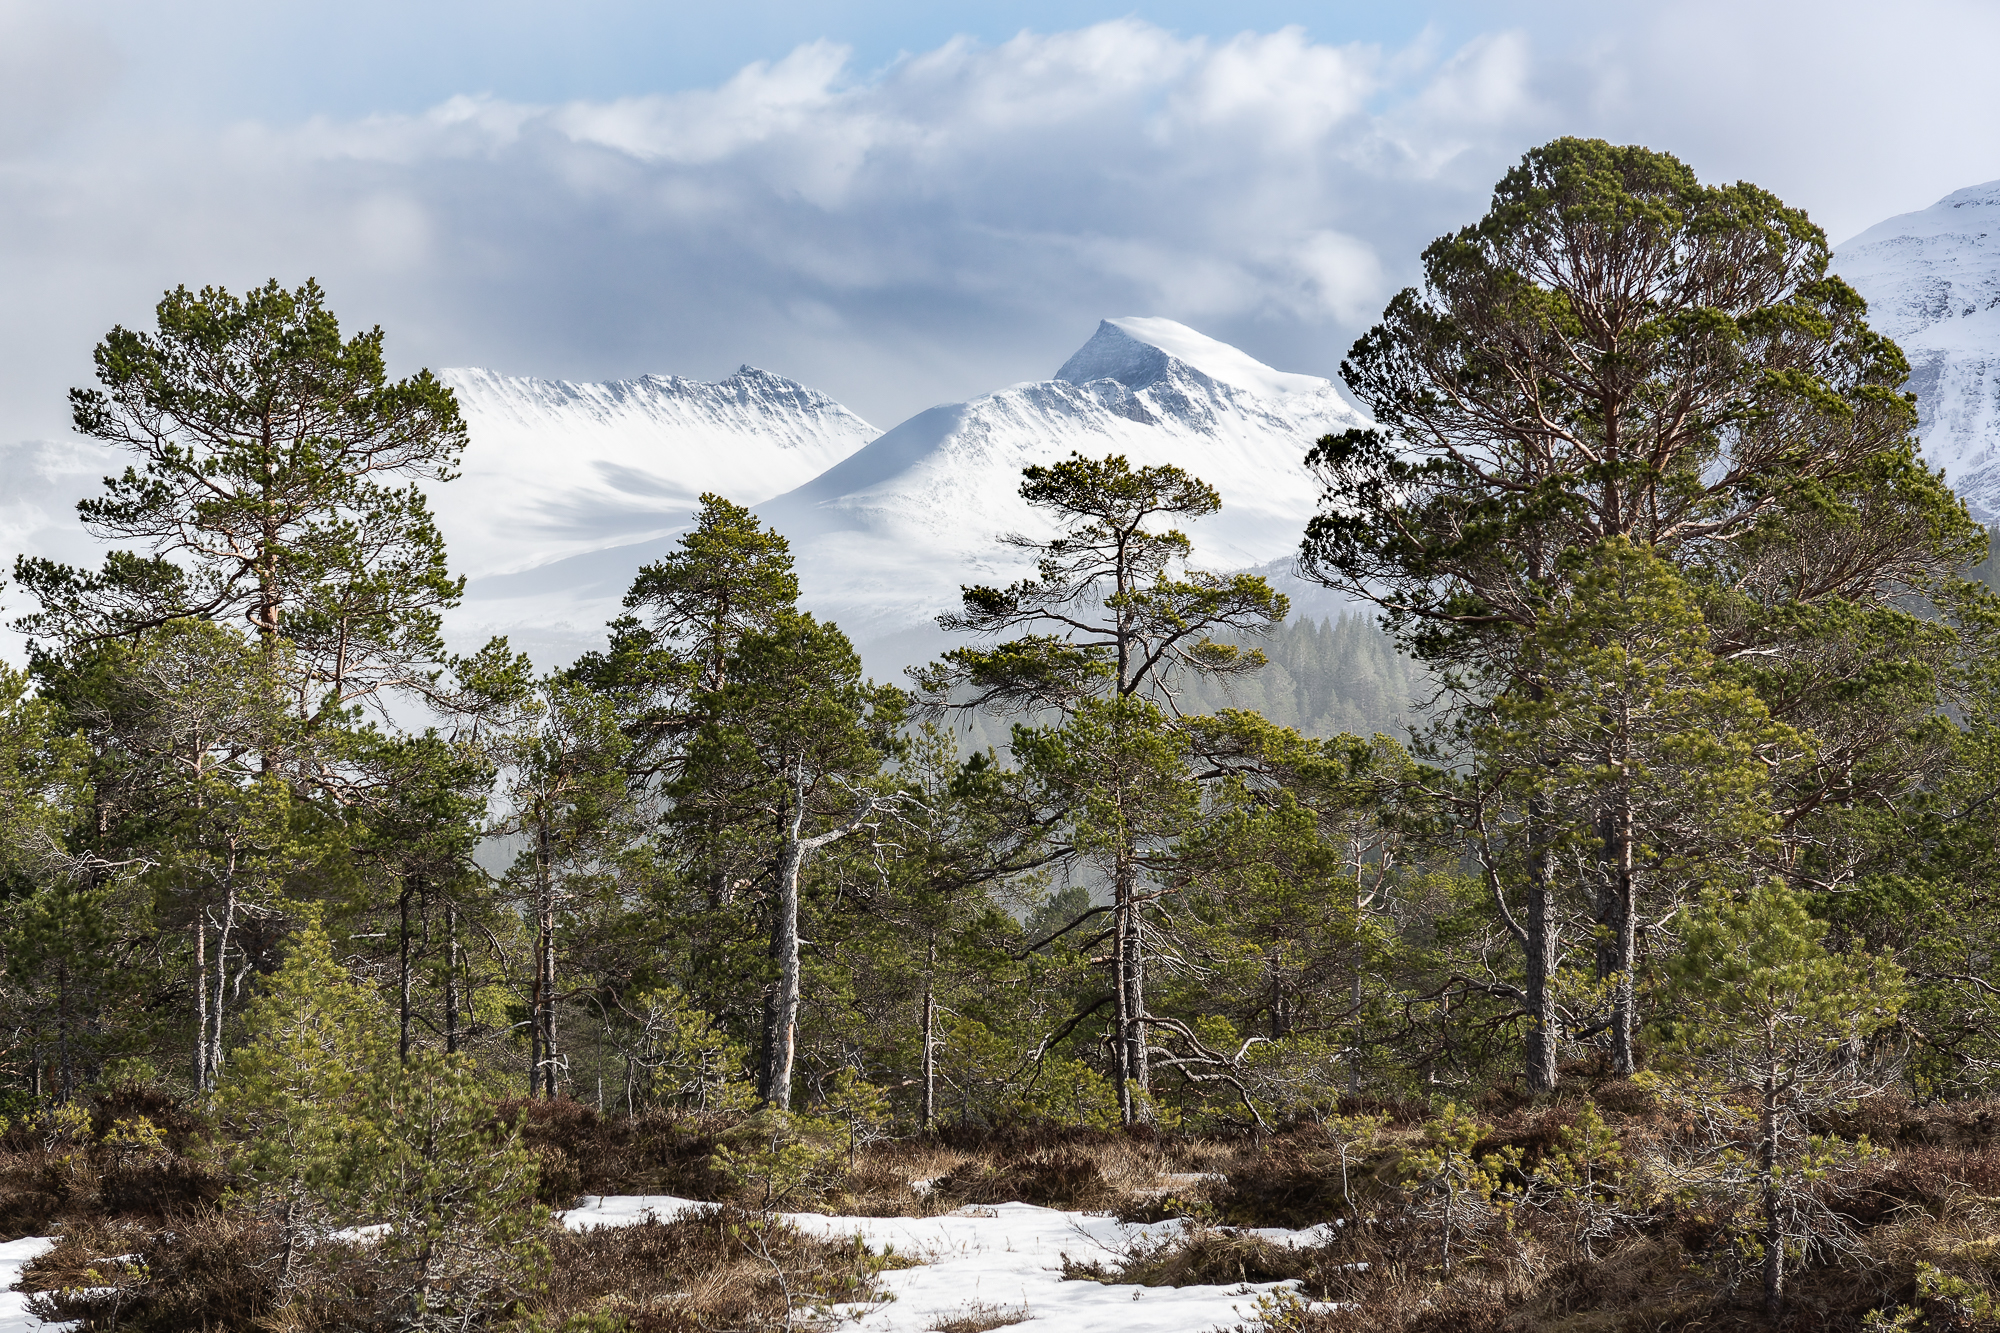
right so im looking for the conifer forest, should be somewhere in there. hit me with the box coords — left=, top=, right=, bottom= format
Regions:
left=8, top=139, right=2000, bottom=1331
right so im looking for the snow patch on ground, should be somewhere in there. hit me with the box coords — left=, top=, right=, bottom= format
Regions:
left=560, top=1194, right=1321, bottom=1333
left=0, top=1237, right=69, bottom=1333
left=0, top=1195, right=1332, bottom=1333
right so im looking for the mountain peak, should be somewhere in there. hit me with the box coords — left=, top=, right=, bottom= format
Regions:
left=1835, top=177, right=2000, bottom=521
left=1054, top=317, right=1328, bottom=399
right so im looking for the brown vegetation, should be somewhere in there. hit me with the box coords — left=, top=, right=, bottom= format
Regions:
left=20, top=1081, right=2000, bottom=1330
left=926, top=1300, right=1032, bottom=1332
left=521, top=1208, right=905, bottom=1333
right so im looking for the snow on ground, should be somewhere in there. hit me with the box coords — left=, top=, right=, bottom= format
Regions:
left=561, top=1194, right=1320, bottom=1333
left=0, top=1195, right=1325, bottom=1333
left=0, top=1237, right=67, bottom=1333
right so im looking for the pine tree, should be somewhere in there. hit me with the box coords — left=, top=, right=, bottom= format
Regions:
left=0, top=661, right=87, bottom=891
left=15, top=279, right=471, bottom=729
left=1657, top=883, right=1904, bottom=1320
left=498, top=678, right=635, bottom=1098
left=44, top=619, right=313, bottom=1089
left=915, top=452, right=1288, bottom=1124
left=1014, top=696, right=1199, bottom=1123
left=1299, top=135, right=1987, bottom=1089
left=363, top=1050, right=548, bottom=1331
left=1457, top=540, right=1795, bottom=1075
left=219, top=917, right=388, bottom=1304
left=916, top=452, right=1286, bottom=715
left=675, top=611, right=906, bottom=1110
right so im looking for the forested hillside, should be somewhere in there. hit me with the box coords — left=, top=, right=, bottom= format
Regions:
left=5, top=141, right=2000, bottom=1333
left=1180, top=613, right=1424, bottom=741
left=952, top=613, right=1424, bottom=755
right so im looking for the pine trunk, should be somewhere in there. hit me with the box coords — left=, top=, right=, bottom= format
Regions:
left=1523, top=791, right=1559, bottom=1094
left=1761, top=1071, right=1784, bottom=1321
left=921, top=940, right=937, bottom=1132
left=760, top=826, right=807, bottom=1111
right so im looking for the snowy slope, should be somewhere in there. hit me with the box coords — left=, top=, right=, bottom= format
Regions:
left=434, top=366, right=878, bottom=579
left=0, top=369, right=877, bottom=670
left=2, top=325, right=1353, bottom=679
left=764, top=318, right=1360, bottom=627
left=463, top=319, right=1365, bottom=672
left=1835, top=181, right=2000, bottom=518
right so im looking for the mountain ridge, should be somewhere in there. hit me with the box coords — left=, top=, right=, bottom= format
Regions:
left=433, top=363, right=878, bottom=581
left=453, top=318, right=1367, bottom=672
left=1834, top=181, right=2000, bottom=518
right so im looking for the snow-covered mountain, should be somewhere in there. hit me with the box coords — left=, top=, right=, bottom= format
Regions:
left=463, top=318, right=1365, bottom=673
left=1835, top=181, right=2000, bottom=518
left=763, top=317, right=1364, bottom=655
left=434, top=366, right=878, bottom=579
left=0, top=322, right=1357, bottom=677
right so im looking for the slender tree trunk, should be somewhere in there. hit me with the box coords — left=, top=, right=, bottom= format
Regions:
left=758, top=775, right=879, bottom=1112
left=398, top=879, right=413, bottom=1064
left=443, top=899, right=460, bottom=1055
left=209, top=874, right=239, bottom=1088
left=193, top=915, right=208, bottom=1090
left=278, top=1197, right=300, bottom=1303
left=921, top=938, right=937, bottom=1132
left=760, top=821, right=807, bottom=1111
left=531, top=816, right=554, bottom=1098
left=538, top=894, right=558, bottom=1098
left=1761, top=1069, right=1784, bottom=1321
left=1109, top=850, right=1151, bottom=1124
left=1595, top=710, right=1639, bottom=1076
left=1110, top=864, right=1135, bottom=1125
left=1121, top=883, right=1148, bottom=1104
left=1523, top=791, right=1560, bottom=1094
left=1518, top=575, right=1562, bottom=1095
left=1610, top=784, right=1637, bottom=1076
left=56, top=963, right=71, bottom=1103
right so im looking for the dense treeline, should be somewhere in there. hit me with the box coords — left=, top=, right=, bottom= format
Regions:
left=5, top=138, right=2000, bottom=1329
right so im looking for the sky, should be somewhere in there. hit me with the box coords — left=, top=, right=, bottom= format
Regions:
left=0, top=0, right=1997, bottom=442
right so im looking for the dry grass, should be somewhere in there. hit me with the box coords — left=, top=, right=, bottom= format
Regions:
left=1065, top=1224, right=1323, bottom=1285
left=32, top=1081, right=2000, bottom=1333
left=19, top=1208, right=352, bottom=1333
left=523, top=1205, right=906, bottom=1332
left=926, top=1299, right=1033, bottom=1332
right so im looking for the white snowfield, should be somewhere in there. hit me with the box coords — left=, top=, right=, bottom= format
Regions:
left=0, top=1196, right=1334, bottom=1332
left=436, top=365, right=880, bottom=581
left=455, top=316, right=1366, bottom=674
left=558, top=1193, right=1331, bottom=1333
left=0, top=1236, right=65, bottom=1333
left=1835, top=179, right=2000, bottom=520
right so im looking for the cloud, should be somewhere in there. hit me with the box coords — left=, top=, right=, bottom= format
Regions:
left=1, top=4, right=1997, bottom=463
left=0, top=2, right=119, bottom=158
left=256, top=21, right=1548, bottom=396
